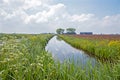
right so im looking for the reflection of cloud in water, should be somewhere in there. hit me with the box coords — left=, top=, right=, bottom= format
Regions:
left=45, top=36, right=98, bottom=67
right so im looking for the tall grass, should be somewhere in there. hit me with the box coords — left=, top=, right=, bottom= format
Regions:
left=0, top=34, right=54, bottom=79
left=59, top=35, right=120, bottom=61
left=0, top=34, right=120, bottom=80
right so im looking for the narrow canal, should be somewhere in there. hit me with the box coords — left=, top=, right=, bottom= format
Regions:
left=45, top=36, right=98, bottom=66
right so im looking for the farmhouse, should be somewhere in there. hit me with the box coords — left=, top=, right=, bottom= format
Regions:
left=80, top=32, right=93, bottom=35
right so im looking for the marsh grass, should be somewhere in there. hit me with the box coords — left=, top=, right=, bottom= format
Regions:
left=0, top=34, right=120, bottom=80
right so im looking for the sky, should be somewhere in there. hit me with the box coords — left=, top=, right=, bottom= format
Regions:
left=0, top=0, right=120, bottom=34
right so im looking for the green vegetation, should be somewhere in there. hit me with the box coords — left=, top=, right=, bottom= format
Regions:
left=0, top=34, right=54, bottom=79
left=66, top=28, right=76, bottom=34
left=60, top=35, right=120, bottom=61
left=0, top=34, right=120, bottom=80
left=56, top=28, right=76, bottom=34
left=56, top=28, right=64, bottom=34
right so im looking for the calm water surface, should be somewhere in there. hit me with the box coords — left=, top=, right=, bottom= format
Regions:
left=45, top=36, right=98, bottom=66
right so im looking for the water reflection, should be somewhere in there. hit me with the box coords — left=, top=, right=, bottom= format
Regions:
left=45, top=36, right=97, bottom=66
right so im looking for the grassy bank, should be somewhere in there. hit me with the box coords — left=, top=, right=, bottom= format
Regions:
left=59, top=35, right=120, bottom=61
left=0, top=34, right=120, bottom=80
left=0, top=34, right=54, bottom=79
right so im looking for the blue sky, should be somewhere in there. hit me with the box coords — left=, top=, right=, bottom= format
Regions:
left=0, top=0, right=120, bottom=34
left=55, top=0, right=120, bottom=16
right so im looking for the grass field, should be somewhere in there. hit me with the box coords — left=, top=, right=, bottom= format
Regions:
left=0, top=34, right=120, bottom=80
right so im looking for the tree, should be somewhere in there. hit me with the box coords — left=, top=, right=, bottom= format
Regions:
left=56, top=28, right=64, bottom=34
left=66, top=28, right=76, bottom=34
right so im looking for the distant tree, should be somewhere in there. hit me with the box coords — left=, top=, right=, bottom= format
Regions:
left=56, top=28, right=64, bottom=34
left=66, top=28, right=76, bottom=34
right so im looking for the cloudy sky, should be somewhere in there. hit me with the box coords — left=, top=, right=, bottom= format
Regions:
left=0, top=0, right=120, bottom=34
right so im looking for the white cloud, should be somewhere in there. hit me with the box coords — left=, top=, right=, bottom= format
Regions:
left=0, top=0, right=120, bottom=34
left=22, top=0, right=42, bottom=10
left=24, top=3, right=66, bottom=24
left=3, top=0, right=9, bottom=3
left=71, top=14, right=94, bottom=22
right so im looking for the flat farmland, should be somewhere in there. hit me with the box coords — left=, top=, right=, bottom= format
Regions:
left=72, top=34, right=120, bottom=40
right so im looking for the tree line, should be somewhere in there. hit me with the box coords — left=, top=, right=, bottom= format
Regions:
left=56, top=28, right=76, bottom=34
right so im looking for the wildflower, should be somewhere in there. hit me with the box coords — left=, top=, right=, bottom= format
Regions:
left=30, top=63, right=36, bottom=66
left=24, top=69, right=28, bottom=73
left=4, top=58, right=11, bottom=62
left=15, top=70, right=18, bottom=73
left=108, top=41, right=120, bottom=46
left=38, top=63, right=43, bottom=67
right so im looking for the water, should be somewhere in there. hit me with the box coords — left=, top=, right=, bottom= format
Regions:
left=45, top=36, right=98, bottom=66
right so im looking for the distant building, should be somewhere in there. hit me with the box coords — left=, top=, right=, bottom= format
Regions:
left=80, top=32, right=93, bottom=35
